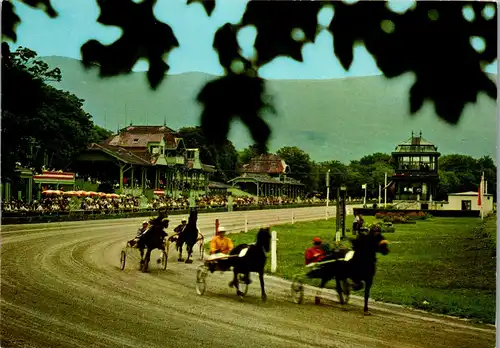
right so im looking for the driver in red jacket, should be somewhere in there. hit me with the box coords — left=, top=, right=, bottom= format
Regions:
left=305, top=237, right=327, bottom=265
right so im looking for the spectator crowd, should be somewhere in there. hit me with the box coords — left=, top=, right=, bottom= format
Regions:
left=2, top=194, right=326, bottom=215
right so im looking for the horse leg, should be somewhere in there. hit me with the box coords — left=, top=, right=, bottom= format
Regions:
left=335, top=278, right=345, bottom=305
left=363, top=277, right=373, bottom=315
left=139, top=247, right=145, bottom=267
left=232, top=269, right=244, bottom=298
left=143, top=248, right=152, bottom=272
left=185, top=244, right=193, bottom=264
left=316, top=278, right=328, bottom=305
left=178, top=242, right=184, bottom=262
left=259, top=271, right=267, bottom=302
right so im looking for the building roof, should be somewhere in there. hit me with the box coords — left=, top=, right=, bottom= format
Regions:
left=448, top=191, right=493, bottom=196
left=89, top=143, right=153, bottom=166
left=393, top=132, right=440, bottom=155
left=241, top=154, right=290, bottom=174
left=105, top=125, right=178, bottom=149
left=228, top=173, right=304, bottom=186
left=209, top=181, right=232, bottom=189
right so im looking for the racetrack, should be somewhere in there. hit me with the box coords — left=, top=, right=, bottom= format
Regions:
left=1, top=206, right=495, bottom=348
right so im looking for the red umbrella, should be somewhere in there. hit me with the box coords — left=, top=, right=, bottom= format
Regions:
left=42, top=190, right=62, bottom=195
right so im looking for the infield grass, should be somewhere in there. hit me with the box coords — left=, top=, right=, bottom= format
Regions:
left=223, top=214, right=497, bottom=324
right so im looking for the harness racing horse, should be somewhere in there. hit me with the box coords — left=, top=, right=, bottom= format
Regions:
left=176, top=208, right=198, bottom=264
left=306, top=248, right=352, bottom=306
left=347, top=229, right=390, bottom=315
left=228, top=227, right=271, bottom=301
left=138, top=217, right=168, bottom=272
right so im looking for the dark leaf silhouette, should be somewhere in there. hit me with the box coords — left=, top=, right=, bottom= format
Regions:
left=240, top=0, right=323, bottom=67
left=186, top=0, right=215, bottom=16
left=5, top=0, right=498, bottom=152
left=197, top=74, right=273, bottom=154
left=2, top=0, right=21, bottom=42
left=213, top=23, right=251, bottom=74
left=20, top=0, right=58, bottom=18
left=328, top=1, right=496, bottom=124
left=80, top=0, right=179, bottom=89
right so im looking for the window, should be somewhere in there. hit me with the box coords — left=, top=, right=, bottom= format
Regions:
left=461, top=200, right=472, bottom=211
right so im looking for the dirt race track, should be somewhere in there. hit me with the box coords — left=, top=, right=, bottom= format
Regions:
left=1, top=207, right=496, bottom=348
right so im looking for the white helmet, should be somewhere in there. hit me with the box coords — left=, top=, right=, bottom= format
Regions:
left=218, top=226, right=227, bottom=233
left=181, top=217, right=187, bottom=222
left=142, top=220, right=149, bottom=225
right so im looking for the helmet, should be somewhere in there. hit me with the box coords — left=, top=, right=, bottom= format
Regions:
left=218, top=226, right=227, bottom=233
left=162, top=217, right=170, bottom=223
left=142, top=220, right=149, bottom=225
left=181, top=217, right=187, bottom=222
left=370, top=224, right=381, bottom=233
left=313, top=237, right=322, bottom=244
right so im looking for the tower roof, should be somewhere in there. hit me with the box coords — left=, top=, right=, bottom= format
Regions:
left=393, top=132, right=440, bottom=154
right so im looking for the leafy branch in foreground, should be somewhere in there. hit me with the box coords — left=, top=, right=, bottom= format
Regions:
left=2, top=0, right=497, bottom=152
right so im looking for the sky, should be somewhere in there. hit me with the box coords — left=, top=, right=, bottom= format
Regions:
left=12, top=0, right=498, bottom=79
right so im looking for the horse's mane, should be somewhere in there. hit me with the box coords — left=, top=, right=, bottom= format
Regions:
left=256, top=227, right=271, bottom=251
left=181, top=209, right=198, bottom=241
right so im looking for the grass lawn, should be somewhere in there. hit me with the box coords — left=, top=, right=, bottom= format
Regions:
left=220, top=214, right=496, bottom=324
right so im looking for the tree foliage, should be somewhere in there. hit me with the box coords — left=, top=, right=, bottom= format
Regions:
left=276, top=146, right=313, bottom=188
left=177, top=126, right=238, bottom=182
left=3, top=0, right=496, bottom=152
left=1, top=45, right=97, bottom=180
left=237, top=144, right=268, bottom=167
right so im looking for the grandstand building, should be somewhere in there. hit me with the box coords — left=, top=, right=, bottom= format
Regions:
left=73, top=125, right=216, bottom=196
left=228, top=154, right=305, bottom=199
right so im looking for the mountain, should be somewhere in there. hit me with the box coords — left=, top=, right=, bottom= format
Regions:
left=41, top=56, right=497, bottom=163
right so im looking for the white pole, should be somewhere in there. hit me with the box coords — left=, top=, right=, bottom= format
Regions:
left=326, top=170, right=330, bottom=220
left=378, top=185, right=381, bottom=205
left=481, top=172, right=484, bottom=220
left=291, top=211, right=294, bottom=224
left=244, top=213, right=248, bottom=233
left=363, top=185, right=367, bottom=207
left=271, top=230, right=277, bottom=273
left=384, top=172, right=388, bottom=208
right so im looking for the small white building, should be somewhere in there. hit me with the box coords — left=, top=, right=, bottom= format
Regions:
left=447, top=191, right=494, bottom=214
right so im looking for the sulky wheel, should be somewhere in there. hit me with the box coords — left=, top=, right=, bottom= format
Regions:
left=199, top=238, right=205, bottom=260
left=159, top=249, right=168, bottom=270
left=120, top=250, right=126, bottom=270
left=196, top=265, right=209, bottom=295
left=291, top=275, right=304, bottom=304
left=237, top=274, right=249, bottom=296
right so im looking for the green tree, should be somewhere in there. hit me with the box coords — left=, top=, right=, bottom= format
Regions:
left=237, top=144, right=268, bottom=166
left=90, top=125, right=113, bottom=144
left=276, top=146, right=313, bottom=189
left=178, top=126, right=238, bottom=182
left=3, top=0, right=496, bottom=151
left=311, top=160, right=350, bottom=199
left=2, top=45, right=94, bottom=179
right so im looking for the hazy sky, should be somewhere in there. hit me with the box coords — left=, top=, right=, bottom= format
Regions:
left=13, top=0, right=497, bottom=79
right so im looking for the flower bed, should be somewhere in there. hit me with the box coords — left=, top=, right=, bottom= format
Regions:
left=375, top=211, right=430, bottom=224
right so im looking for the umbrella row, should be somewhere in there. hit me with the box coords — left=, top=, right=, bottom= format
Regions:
left=42, top=190, right=121, bottom=198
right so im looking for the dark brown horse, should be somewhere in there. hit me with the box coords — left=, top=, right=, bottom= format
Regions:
left=347, top=227, right=390, bottom=314
left=227, top=227, right=271, bottom=301
left=176, top=208, right=198, bottom=264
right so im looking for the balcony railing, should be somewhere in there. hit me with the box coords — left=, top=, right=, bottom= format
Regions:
left=166, top=156, right=185, bottom=165
left=395, top=194, right=428, bottom=201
